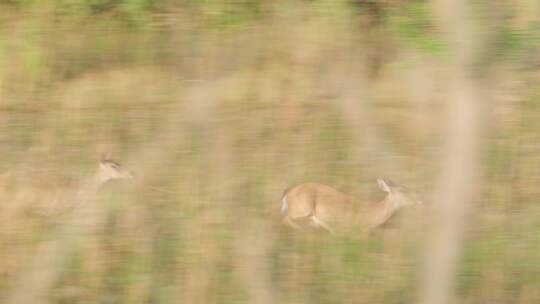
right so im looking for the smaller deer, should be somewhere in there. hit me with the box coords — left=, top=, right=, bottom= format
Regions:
left=4, top=155, right=134, bottom=304
left=0, top=154, right=134, bottom=217
left=280, top=178, right=422, bottom=234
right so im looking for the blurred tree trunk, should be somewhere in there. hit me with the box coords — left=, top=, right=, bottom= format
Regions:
left=419, top=0, right=486, bottom=303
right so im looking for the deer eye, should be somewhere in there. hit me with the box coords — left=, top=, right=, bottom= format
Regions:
left=106, top=162, right=120, bottom=170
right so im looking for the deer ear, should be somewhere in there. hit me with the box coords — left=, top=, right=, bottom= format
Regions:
left=377, top=178, right=392, bottom=193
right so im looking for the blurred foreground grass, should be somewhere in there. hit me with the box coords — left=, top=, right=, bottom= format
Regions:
left=0, top=1, right=540, bottom=303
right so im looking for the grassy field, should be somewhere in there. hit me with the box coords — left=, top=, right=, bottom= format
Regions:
left=0, top=1, right=539, bottom=303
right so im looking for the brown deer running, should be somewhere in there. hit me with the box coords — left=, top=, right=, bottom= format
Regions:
left=5, top=155, right=134, bottom=304
left=280, top=178, right=421, bottom=234
left=0, top=154, right=133, bottom=217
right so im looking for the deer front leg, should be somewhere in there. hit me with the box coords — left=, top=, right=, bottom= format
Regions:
left=283, top=216, right=304, bottom=231
left=310, top=215, right=334, bottom=234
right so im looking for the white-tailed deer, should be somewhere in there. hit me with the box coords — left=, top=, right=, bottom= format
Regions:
left=280, top=178, right=422, bottom=234
left=5, top=155, right=134, bottom=303
left=0, top=154, right=133, bottom=217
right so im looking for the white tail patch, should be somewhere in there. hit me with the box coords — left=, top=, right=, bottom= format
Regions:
left=281, top=195, right=288, bottom=214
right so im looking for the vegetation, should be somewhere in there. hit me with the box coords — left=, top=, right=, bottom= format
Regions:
left=0, top=0, right=539, bottom=303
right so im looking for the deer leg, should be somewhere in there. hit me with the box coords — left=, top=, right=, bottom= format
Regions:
left=310, top=216, right=334, bottom=234
left=283, top=217, right=304, bottom=231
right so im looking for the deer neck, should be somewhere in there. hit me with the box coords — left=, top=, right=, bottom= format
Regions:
left=74, top=172, right=106, bottom=196
left=364, top=195, right=400, bottom=230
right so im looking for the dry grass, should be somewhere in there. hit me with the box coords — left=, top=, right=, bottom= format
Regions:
left=0, top=2, right=538, bottom=303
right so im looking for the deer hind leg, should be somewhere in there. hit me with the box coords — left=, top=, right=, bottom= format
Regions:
left=283, top=216, right=304, bottom=231
left=310, top=216, right=334, bottom=234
